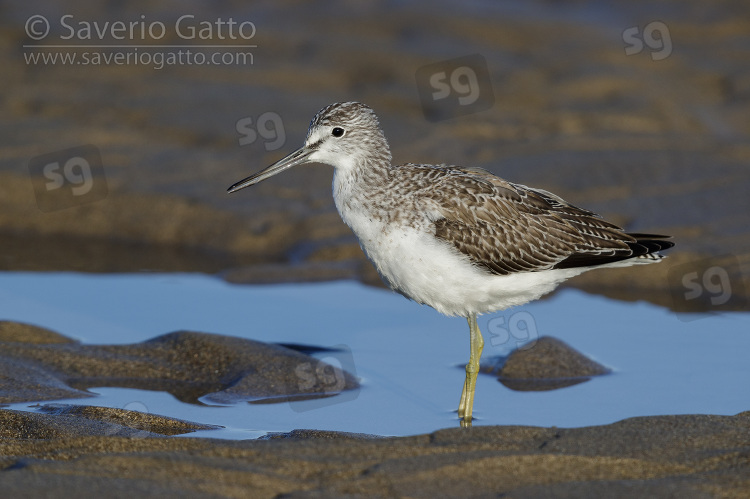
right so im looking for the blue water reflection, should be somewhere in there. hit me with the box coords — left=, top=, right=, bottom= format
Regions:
left=1, top=272, right=748, bottom=438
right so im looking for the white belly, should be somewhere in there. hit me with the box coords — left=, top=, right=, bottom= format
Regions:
left=344, top=213, right=586, bottom=317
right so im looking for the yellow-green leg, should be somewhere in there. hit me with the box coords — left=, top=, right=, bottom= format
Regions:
left=458, top=313, right=484, bottom=427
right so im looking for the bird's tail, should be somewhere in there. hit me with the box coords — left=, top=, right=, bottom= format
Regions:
left=596, top=233, right=674, bottom=268
left=626, top=233, right=675, bottom=262
left=553, top=233, right=675, bottom=270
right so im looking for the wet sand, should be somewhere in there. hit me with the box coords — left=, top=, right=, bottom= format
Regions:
left=2, top=0, right=750, bottom=495
left=2, top=410, right=749, bottom=497
left=2, top=319, right=749, bottom=496
left=0, top=321, right=359, bottom=406
left=2, top=0, right=749, bottom=306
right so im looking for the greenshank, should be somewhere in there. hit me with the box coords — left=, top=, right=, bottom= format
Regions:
left=228, top=102, right=674, bottom=427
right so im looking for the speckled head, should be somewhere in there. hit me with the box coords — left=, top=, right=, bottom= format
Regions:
left=227, top=102, right=390, bottom=194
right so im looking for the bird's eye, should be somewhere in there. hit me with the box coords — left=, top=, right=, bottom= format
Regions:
left=331, top=127, right=345, bottom=137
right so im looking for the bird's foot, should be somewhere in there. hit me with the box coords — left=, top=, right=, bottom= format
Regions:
left=458, top=362, right=478, bottom=427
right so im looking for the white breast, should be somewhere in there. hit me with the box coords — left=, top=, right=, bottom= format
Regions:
left=332, top=170, right=590, bottom=317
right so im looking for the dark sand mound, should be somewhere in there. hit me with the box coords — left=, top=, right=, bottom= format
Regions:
left=0, top=322, right=358, bottom=405
left=0, top=405, right=218, bottom=439
left=498, top=336, right=610, bottom=391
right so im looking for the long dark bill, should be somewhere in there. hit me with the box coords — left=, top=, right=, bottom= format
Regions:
left=227, top=146, right=313, bottom=194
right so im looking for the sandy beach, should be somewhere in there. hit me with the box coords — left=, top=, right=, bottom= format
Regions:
left=2, top=318, right=748, bottom=496
left=2, top=0, right=749, bottom=496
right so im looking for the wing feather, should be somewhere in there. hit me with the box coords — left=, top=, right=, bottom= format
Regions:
left=393, top=164, right=670, bottom=275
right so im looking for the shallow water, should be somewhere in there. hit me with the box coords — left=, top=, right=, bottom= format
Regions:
left=1, top=272, right=749, bottom=439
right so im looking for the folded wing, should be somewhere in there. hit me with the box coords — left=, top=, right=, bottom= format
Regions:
left=398, top=164, right=674, bottom=275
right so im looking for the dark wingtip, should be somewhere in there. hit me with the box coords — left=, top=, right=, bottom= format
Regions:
left=552, top=232, right=675, bottom=270
left=628, top=234, right=675, bottom=254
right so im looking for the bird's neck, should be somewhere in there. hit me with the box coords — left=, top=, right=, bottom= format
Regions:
left=332, top=154, right=392, bottom=223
